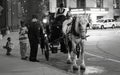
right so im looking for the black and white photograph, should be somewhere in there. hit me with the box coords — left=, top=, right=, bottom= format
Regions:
left=0, top=0, right=120, bottom=75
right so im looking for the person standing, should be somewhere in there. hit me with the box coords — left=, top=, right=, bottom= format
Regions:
left=19, top=21, right=28, bottom=60
left=27, top=15, right=42, bottom=62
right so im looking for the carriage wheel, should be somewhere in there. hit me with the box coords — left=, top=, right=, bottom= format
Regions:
left=44, top=43, right=49, bottom=61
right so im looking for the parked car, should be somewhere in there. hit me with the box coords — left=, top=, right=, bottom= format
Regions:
left=92, top=18, right=116, bottom=29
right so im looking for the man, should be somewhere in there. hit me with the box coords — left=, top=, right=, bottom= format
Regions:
left=27, top=15, right=42, bottom=62
left=55, top=3, right=65, bottom=17
left=54, top=3, right=67, bottom=24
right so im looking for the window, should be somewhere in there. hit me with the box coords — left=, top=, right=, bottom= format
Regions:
left=111, top=19, right=115, bottom=22
left=113, top=0, right=120, bottom=9
left=96, top=0, right=103, bottom=8
left=104, top=20, right=107, bottom=23
left=57, top=0, right=66, bottom=7
left=97, top=16, right=103, bottom=20
left=77, top=0, right=86, bottom=8
left=108, top=19, right=112, bottom=22
left=114, top=16, right=119, bottom=20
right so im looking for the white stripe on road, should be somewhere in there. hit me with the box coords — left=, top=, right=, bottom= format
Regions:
left=107, top=58, right=120, bottom=63
left=85, top=52, right=120, bottom=63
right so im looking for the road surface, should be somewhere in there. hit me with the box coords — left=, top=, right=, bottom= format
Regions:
left=0, top=28, right=120, bottom=75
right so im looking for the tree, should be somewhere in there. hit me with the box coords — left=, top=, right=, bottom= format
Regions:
left=19, top=0, right=49, bottom=21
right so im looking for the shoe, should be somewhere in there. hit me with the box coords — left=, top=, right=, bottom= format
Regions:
left=29, top=59, right=40, bottom=62
left=21, top=56, right=28, bottom=60
left=6, top=53, right=11, bottom=56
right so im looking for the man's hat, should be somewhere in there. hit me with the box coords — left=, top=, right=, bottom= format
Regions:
left=60, top=3, right=64, bottom=7
left=32, top=15, right=38, bottom=22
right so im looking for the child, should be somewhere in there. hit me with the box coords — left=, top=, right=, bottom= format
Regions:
left=19, top=21, right=28, bottom=60
left=3, top=37, right=14, bottom=55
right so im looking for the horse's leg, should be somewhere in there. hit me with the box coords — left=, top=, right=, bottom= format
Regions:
left=71, top=42, right=79, bottom=71
left=67, top=51, right=72, bottom=64
left=80, top=40, right=86, bottom=70
left=41, top=48, right=44, bottom=55
left=67, top=39, right=72, bottom=64
left=72, top=51, right=79, bottom=71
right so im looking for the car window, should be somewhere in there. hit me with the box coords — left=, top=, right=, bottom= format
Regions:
left=104, top=20, right=107, bottom=22
left=108, top=19, right=111, bottom=22
left=112, top=19, right=115, bottom=22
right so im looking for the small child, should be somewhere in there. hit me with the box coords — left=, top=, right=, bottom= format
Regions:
left=19, top=21, right=28, bottom=60
left=3, top=37, right=14, bottom=55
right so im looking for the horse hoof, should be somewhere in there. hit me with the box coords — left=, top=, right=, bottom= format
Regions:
left=73, top=65, right=79, bottom=71
left=67, top=60, right=72, bottom=64
left=80, top=65, right=86, bottom=70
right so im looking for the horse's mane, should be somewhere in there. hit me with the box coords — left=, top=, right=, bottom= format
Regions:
left=71, top=16, right=80, bottom=36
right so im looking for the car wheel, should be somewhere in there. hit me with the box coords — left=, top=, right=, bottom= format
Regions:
left=112, top=25, right=115, bottom=29
left=101, top=25, right=104, bottom=29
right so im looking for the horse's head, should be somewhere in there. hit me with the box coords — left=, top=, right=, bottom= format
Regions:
left=73, top=15, right=88, bottom=39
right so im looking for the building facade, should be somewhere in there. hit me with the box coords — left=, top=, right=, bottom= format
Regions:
left=7, top=0, right=20, bottom=30
left=0, top=0, right=7, bottom=30
left=49, top=0, right=120, bottom=22
left=0, top=0, right=20, bottom=32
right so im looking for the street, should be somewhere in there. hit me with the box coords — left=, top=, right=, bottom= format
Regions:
left=0, top=28, right=120, bottom=75
left=86, top=28, right=120, bottom=61
left=38, top=28, right=120, bottom=75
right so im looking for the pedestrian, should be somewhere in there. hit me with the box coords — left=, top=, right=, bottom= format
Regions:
left=3, top=37, right=14, bottom=55
left=27, top=15, right=42, bottom=62
left=19, top=21, right=28, bottom=60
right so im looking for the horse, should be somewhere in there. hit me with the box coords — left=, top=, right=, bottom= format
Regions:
left=62, top=14, right=89, bottom=71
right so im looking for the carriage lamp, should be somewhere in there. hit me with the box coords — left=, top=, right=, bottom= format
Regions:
left=45, top=34, right=47, bottom=37
left=42, top=18, right=48, bottom=24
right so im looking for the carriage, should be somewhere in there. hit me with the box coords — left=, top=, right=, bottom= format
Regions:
left=41, top=12, right=69, bottom=61
left=42, top=12, right=89, bottom=70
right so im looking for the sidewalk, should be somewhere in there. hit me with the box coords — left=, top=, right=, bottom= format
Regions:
left=0, top=32, right=72, bottom=75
